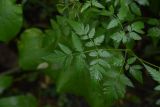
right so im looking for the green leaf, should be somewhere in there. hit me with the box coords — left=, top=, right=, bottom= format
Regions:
left=135, top=0, right=149, bottom=6
left=0, top=95, right=37, bottom=107
left=107, top=19, right=119, bottom=29
left=156, top=99, right=160, bottom=105
left=144, top=64, right=160, bottom=83
left=155, top=85, right=160, bottom=91
left=117, top=3, right=129, bottom=20
left=98, top=49, right=111, bottom=58
left=103, top=78, right=126, bottom=101
left=81, top=1, right=91, bottom=12
left=92, top=0, right=105, bottom=9
left=129, top=32, right=142, bottom=40
left=85, top=24, right=90, bottom=34
left=147, top=18, right=160, bottom=25
left=94, top=35, right=105, bottom=45
left=43, top=50, right=67, bottom=64
left=89, top=51, right=98, bottom=57
left=56, top=4, right=66, bottom=14
left=90, top=59, right=110, bottom=68
left=111, top=31, right=126, bottom=43
left=148, top=27, right=160, bottom=37
left=131, top=22, right=144, bottom=34
left=68, top=20, right=85, bottom=35
left=130, top=2, right=141, bottom=16
left=0, top=76, right=12, bottom=94
left=81, top=35, right=89, bottom=40
left=85, top=41, right=95, bottom=47
left=72, top=33, right=83, bottom=52
left=64, top=55, right=73, bottom=70
left=58, top=43, right=72, bottom=54
left=57, top=55, right=89, bottom=95
left=129, top=65, right=143, bottom=83
left=18, top=28, right=48, bottom=70
left=89, top=64, right=105, bottom=81
left=88, top=28, right=96, bottom=38
left=127, top=25, right=132, bottom=32
left=127, top=57, right=137, bottom=65
left=0, top=0, right=23, bottom=42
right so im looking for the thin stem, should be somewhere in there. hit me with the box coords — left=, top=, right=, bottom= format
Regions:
left=128, top=50, right=160, bottom=69
left=0, top=67, right=20, bottom=76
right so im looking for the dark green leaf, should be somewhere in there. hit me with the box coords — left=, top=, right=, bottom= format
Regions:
left=0, top=0, right=23, bottom=42
left=117, top=3, right=129, bottom=20
left=129, top=32, right=142, bottom=40
left=148, top=27, right=160, bottom=37
left=88, top=28, right=96, bottom=38
left=127, top=57, right=137, bottom=65
left=68, top=20, right=85, bottom=35
left=58, top=43, right=72, bottom=54
left=72, top=33, right=83, bottom=52
left=94, top=35, right=105, bottom=45
left=81, top=1, right=91, bottom=12
left=129, top=65, right=143, bottom=83
left=43, top=50, right=67, bottom=64
left=92, top=1, right=105, bottom=8
left=107, top=19, right=119, bottom=29
left=130, top=2, right=141, bottom=16
left=131, top=22, right=144, bottom=34
left=0, top=76, right=12, bottom=94
left=0, top=95, right=37, bottom=107
left=85, top=41, right=95, bottom=47
left=19, top=28, right=48, bottom=70
left=144, top=64, right=160, bottom=83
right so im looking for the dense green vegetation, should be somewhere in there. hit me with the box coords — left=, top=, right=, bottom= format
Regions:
left=0, top=0, right=160, bottom=107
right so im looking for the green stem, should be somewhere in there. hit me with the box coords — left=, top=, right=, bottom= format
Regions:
left=0, top=67, right=20, bottom=76
left=128, top=49, right=160, bottom=69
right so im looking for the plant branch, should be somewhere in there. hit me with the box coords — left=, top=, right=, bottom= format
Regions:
left=0, top=67, right=20, bottom=76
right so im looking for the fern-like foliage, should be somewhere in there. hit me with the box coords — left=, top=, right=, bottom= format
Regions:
left=18, top=0, right=160, bottom=107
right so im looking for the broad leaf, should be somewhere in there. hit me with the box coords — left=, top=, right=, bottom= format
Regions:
left=18, top=28, right=48, bottom=70
left=0, top=0, right=23, bottom=42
